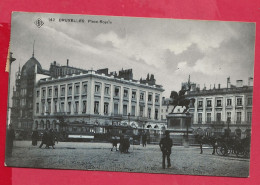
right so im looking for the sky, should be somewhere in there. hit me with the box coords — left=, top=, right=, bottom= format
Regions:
left=9, top=12, right=255, bottom=97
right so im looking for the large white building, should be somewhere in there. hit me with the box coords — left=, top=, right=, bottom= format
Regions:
left=33, top=66, right=165, bottom=135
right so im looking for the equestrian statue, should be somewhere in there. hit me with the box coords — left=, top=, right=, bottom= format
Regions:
left=169, top=75, right=195, bottom=113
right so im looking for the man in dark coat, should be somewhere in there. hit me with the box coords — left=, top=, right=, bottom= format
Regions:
left=111, top=136, right=118, bottom=151
left=6, top=124, right=15, bottom=157
left=31, top=130, right=39, bottom=146
left=119, top=135, right=130, bottom=153
left=142, top=133, right=147, bottom=147
left=47, top=129, right=55, bottom=149
left=39, top=129, right=48, bottom=148
left=159, top=130, right=173, bottom=169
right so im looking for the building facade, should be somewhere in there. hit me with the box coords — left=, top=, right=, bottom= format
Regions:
left=33, top=66, right=164, bottom=135
left=10, top=53, right=48, bottom=132
left=161, top=78, right=253, bottom=138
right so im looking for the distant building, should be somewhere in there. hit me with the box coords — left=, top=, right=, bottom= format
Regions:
left=49, top=59, right=88, bottom=77
left=161, top=77, right=253, bottom=138
left=10, top=52, right=49, bottom=132
left=186, top=77, right=253, bottom=138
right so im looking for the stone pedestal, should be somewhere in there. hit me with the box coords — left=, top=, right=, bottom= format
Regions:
left=166, top=113, right=192, bottom=147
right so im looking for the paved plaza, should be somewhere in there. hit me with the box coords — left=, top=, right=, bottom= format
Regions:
left=5, top=141, right=250, bottom=177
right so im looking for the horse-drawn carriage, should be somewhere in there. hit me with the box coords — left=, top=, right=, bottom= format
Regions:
left=216, top=136, right=250, bottom=158
left=195, top=129, right=251, bottom=158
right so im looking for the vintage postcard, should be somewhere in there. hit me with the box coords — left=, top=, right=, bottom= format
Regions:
left=5, top=12, right=255, bottom=177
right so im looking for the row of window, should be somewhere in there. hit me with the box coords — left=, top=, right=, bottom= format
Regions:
left=20, top=88, right=27, bottom=96
left=197, top=97, right=252, bottom=108
left=53, top=67, right=82, bottom=76
left=196, top=111, right=252, bottom=123
left=37, top=83, right=160, bottom=103
left=36, top=101, right=159, bottom=119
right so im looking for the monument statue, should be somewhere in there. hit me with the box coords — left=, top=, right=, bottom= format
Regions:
left=169, top=75, right=195, bottom=113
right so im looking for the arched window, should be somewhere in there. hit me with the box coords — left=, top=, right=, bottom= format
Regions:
left=46, top=120, right=50, bottom=129
left=40, top=120, right=44, bottom=129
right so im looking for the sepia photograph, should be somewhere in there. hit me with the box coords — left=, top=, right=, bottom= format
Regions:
left=5, top=12, right=255, bottom=177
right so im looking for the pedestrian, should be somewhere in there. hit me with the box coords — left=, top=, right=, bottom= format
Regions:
left=31, top=130, right=39, bottom=146
left=47, top=129, right=55, bottom=149
left=142, top=133, right=147, bottom=147
left=54, top=129, right=59, bottom=144
left=111, top=136, right=118, bottom=151
left=39, top=129, right=48, bottom=148
left=159, top=130, right=173, bottom=169
left=6, top=124, right=15, bottom=157
left=119, top=135, right=130, bottom=153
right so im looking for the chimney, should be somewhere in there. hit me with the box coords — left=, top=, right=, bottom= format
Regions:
left=54, top=61, right=56, bottom=65
left=191, top=84, right=196, bottom=91
left=218, top=84, right=221, bottom=89
left=236, top=80, right=243, bottom=88
left=197, top=84, right=200, bottom=91
left=227, top=77, right=231, bottom=88
left=67, top=59, right=69, bottom=66
left=248, top=77, right=253, bottom=86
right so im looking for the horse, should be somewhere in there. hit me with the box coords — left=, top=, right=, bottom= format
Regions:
left=195, top=134, right=217, bottom=155
left=169, top=91, right=195, bottom=113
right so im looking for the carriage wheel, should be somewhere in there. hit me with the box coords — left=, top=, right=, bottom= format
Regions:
left=234, top=147, right=244, bottom=158
left=216, top=145, right=224, bottom=156
left=217, top=144, right=229, bottom=156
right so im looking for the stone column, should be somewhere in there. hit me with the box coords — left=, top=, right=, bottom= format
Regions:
left=136, top=89, right=140, bottom=117
left=64, top=83, right=68, bottom=113
left=128, top=88, right=132, bottom=115
left=50, top=85, right=54, bottom=115
left=119, top=85, right=123, bottom=115
left=144, top=90, right=148, bottom=118
left=100, top=82, right=105, bottom=115
left=79, top=81, right=82, bottom=114
left=109, top=84, right=114, bottom=115
left=151, top=92, right=155, bottom=120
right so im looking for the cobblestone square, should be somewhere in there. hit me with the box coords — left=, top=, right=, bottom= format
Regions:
left=5, top=141, right=250, bottom=177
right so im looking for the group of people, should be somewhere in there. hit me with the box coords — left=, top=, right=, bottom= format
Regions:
left=37, top=129, right=58, bottom=149
left=7, top=123, right=173, bottom=169
left=110, top=131, right=173, bottom=169
left=110, top=135, right=130, bottom=153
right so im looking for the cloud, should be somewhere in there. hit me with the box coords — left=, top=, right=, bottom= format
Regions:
left=44, top=26, right=101, bottom=55
left=9, top=13, right=255, bottom=98
left=95, top=31, right=124, bottom=48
